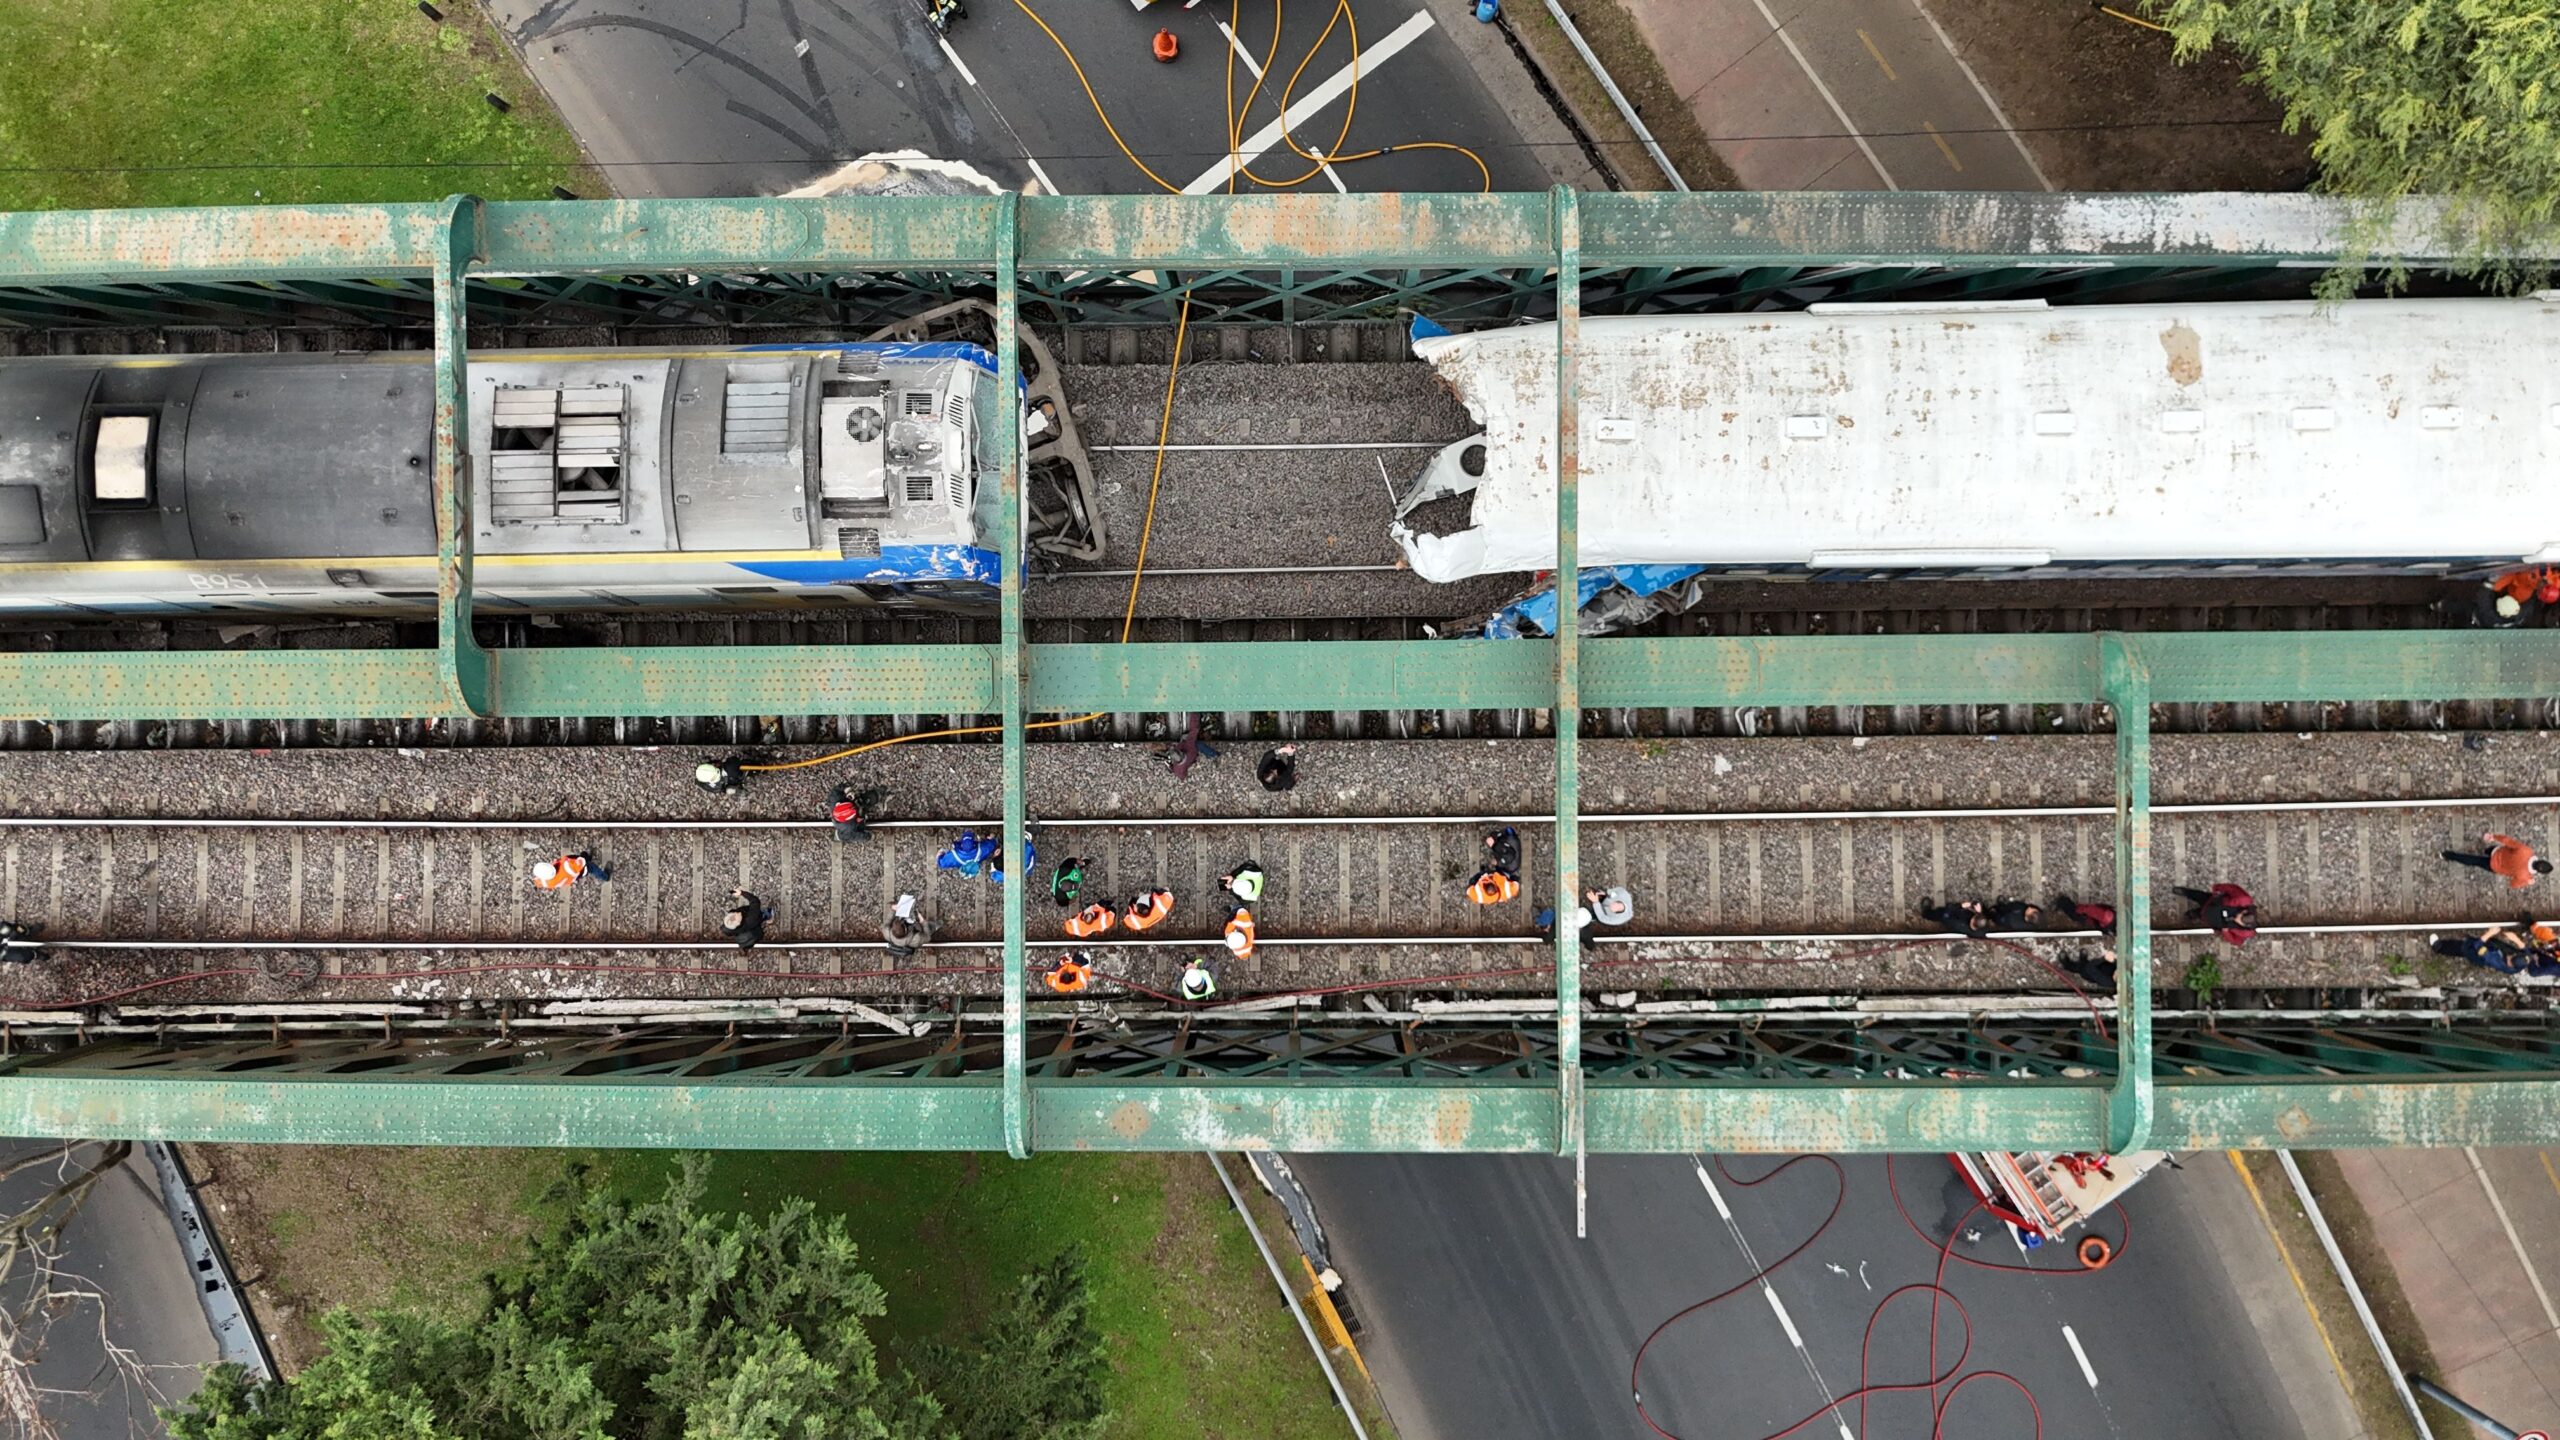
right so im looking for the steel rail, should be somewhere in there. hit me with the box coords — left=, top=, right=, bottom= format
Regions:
left=10, top=793, right=2554, bottom=830
left=37, top=919, right=2551, bottom=951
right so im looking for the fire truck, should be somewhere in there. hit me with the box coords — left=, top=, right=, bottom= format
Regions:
left=1950, top=1151, right=2170, bottom=1266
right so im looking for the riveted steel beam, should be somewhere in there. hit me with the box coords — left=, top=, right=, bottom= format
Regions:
left=9, top=631, right=2560, bottom=724
left=994, top=195, right=1031, bottom=1161
left=432, top=196, right=492, bottom=718
left=1552, top=188, right=1585, bottom=1166
left=2103, top=634, right=2153, bottom=1153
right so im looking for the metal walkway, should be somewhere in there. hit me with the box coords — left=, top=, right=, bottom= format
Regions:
left=0, top=191, right=2556, bottom=1154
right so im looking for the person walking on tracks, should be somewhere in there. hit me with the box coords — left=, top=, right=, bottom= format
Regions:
left=1989, top=898, right=2044, bottom=931
left=1470, top=825, right=1524, bottom=905
left=1124, top=888, right=1174, bottom=932
left=1051, top=854, right=1091, bottom=909
left=534, top=852, right=610, bottom=890
left=1586, top=886, right=1635, bottom=927
left=1257, top=744, right=1300, bottom=793
left=693, top=755, right=747, bottom=796
left=1538, top=901, right=1597, bottom=950
left=2173, top=881, right=2259, bottom=946
left=1065, top=902, right=1118, bottom=939
left=829, top=782, right=886, bottom=841
left=1179, top=956, right=1219, bottom=1001
left=2433, top=924, right=2538, bottom=973
left=1218, top=861, right=1266, bottom=917
left=2053, top=894, right=2117, bottom=936
left=1223, top=907, right=1258, bottom=959
left=0, top=919, right=43, bottom=964
left=721, top=888, right=773, bottom=953
left=2442, top=832, right=2553, bottom=890
left=2059, top=947, right=2119, bottom=988
left=1045, top=952, right=1094, bottom=994
left=881, top=894, right=936, bottom=958
left=1918, top=898, right=1991, bottom=939
left=1161, top=714, right=1222, bottom=781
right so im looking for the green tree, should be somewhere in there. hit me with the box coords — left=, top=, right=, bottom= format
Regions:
left=2155, top=0, right=2560, bottom=284
left=920, top=1249, right=1111, bottom=1440
left=165, top=1162, right=1108, bottom=1440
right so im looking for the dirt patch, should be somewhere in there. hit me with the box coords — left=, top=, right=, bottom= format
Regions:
left=1918, top=0, right=2307, bottom=190
left=180, top=1144, right=568, bottom=1372
left=1516, top=0, right=1741, bottom=191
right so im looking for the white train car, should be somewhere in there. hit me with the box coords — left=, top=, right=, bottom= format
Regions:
left=1394, top=299, right=2560, bottom=593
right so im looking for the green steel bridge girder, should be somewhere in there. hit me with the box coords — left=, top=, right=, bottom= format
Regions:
left=6, top=632, right=2558, bottom=723
left=0, top=1073, right=2554, bottom=1153
left=7, top=190, right=2560, bottom=1152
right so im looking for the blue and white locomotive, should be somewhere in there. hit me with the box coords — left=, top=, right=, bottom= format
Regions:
left=0, top=340, right=1075, bottom=616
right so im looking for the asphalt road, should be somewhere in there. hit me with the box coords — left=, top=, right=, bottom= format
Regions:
left=488, top=0, right=1552, bottom=197
left=1294, top=1151, right=2366, bottom=1440
left=1, top=1142, right=216, bottom=1440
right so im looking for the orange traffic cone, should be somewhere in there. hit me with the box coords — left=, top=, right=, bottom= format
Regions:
left=1152, top=28, right=1179, bottom=61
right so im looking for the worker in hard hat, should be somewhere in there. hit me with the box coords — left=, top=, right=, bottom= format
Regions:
left=1217, top=861, right=1265, bottom=917
left=1066, top=901, right=1118, bottom=939
left=533, top=852, right=611, bottom=889
left=693, top=755, right=746, bottom=796
left=1124, top=888, right=1174, bottom=932
left=1179, top=956, right=1218, bottom=1001
left=1223, top=907, right=1257, bottom=959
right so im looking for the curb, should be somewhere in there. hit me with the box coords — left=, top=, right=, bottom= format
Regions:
left=145, top=1142, right=275, bottom=1382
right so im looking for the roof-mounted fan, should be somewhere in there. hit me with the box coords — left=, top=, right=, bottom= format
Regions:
left=843, top=404, right=885, bottom=442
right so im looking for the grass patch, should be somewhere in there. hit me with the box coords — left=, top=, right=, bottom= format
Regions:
left=189, top=1145, right=1353, bottom=1440
left=594, top=1151, right=1356, bottom=1440
left=0, top=0, right=596, bottom=210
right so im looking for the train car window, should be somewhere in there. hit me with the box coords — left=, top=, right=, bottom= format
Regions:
left=0, top=485, right=42, bottom=544
left=91, top=415, right=153, bottom=503
left=712, top=585, right=779, bottom=595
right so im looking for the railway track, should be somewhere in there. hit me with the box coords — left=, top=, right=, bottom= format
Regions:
left=9, top=792, right=2553, bottom=1010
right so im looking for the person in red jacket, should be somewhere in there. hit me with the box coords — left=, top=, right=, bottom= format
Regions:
left=2173, top=882, right=2258, bottom=945
left=2442, top=833, right=2553, bottom=890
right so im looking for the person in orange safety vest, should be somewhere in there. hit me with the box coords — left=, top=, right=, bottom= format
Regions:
left=1066, top=902, right=1118, bottom=939
left=1124, top=888, right=1174, bottom=931
left=1045, top=953, right=1094, bottom=994
left=1223, top=907, right=1257, bottom=959
left=533, top=852, right=610, bottom=889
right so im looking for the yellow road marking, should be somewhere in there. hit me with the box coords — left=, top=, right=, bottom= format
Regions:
left=2227, top=1151, right=2361, bottom=1405
left=1856, top=28, right=1898, bottom=81
left=1923, top=121, right=1964, bottom=172
left=2539, top=1149, right=2560, bottom=1207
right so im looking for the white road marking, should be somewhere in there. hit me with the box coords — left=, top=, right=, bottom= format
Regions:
left=1180, top=8, right=1436, bottom=194
left=1902, top=0, right=2056, bottom=190
left=1025, top=157, right=1061, bottom=196
left=1764, top=1287, right=1806, bottom=1347
left=2467, top=1147, right=2560, bottom=1332
left=1743, top=0, right=1898, bottom=191
left=937, top=36, right=979, bottom=89
left=1214, top=18, right=1266, bottom=79
left=2063, top=1324, right=2100, bottom=1388
left=1692, top=1160, right=1856, bottom=1440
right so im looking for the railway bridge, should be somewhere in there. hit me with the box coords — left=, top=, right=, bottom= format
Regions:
left=1, top=190, right=2557, bottom=1159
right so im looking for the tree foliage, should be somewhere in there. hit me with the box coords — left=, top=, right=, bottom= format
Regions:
left=2155, top=0, right=2559, bottom=282
left=164, top=1162, right=1109, bottom=1440
left=918, top=1249, right=1110, bottom=1440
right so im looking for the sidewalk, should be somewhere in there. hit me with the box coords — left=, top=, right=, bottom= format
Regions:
left=2333, top=1147, right=2560, bottom=1430
left=1610, top=0, right=2047, bottom=191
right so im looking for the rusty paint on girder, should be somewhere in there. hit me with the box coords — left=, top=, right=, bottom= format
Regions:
left=0, top=204, right=448, bottom=284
